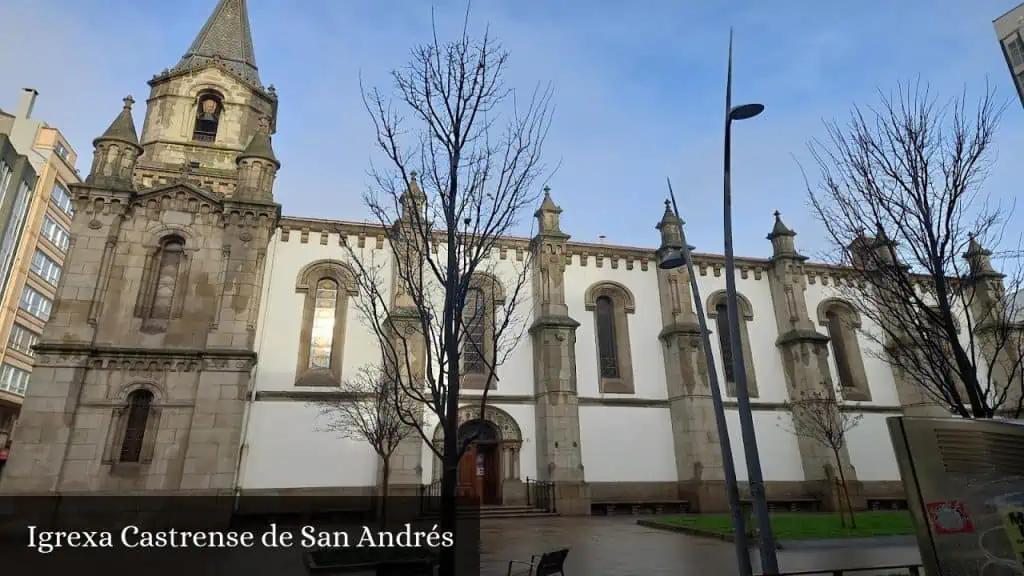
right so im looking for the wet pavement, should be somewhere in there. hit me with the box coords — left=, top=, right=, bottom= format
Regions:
left=480, top=515, right=922, bottom=575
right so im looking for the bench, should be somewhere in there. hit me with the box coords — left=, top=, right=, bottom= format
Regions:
left=507, top=548, right=569, bottom=576
left=867, top=496, right=908, bottom=511
left=741, top=497, right=820, bottom=513
left=592, top=500, right=690, bottom=516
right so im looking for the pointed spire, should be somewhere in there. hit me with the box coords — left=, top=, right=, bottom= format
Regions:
left=237, top=116, right=279, bottom=167
left=656, top=199, right=684, bottom=256
left=767, top=210, right=795, bottom=239
left=172, top=0, right=260, bottom=86
left=534, top=186, right=566, bottom=236
left=964, top=234, right=1002, bottom=279
left=767, top=210, right=803, bottom=260
left=94, top=95, right=141, bottom=148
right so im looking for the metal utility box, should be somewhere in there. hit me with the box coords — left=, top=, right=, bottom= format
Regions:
left=888, top=416, right=1024, bottom=575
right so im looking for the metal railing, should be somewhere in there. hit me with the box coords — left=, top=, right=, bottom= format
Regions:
left=757, top=564, right=923, bottom=576
left=525, top=477, right=556, bottom=513
left=419, top=479, right=442, bottom=515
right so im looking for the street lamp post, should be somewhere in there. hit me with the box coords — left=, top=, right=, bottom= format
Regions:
left=722, top=30, right=779, bottom=573
left=661, top=180, right=753, bottom=576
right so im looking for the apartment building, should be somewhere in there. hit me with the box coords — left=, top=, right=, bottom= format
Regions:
left=0, top=89, right=79, bottom=469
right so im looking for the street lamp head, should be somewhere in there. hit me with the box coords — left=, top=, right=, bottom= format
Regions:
left=729, top=103, right=764, bottom=121
left=657, top=248, right=685, bottom=270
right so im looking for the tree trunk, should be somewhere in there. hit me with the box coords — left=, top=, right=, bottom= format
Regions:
left=833, top=448, right=856, bottom=529
left=380, top=457, right=391, bottom=530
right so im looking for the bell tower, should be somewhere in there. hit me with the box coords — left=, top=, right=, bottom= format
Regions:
left=136, top=0, right=278, bottom=197
left=0, top=0, right=280, bottom=494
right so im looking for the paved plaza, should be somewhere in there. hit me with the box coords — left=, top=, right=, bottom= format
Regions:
left=480, top=516, right=922, bottom=575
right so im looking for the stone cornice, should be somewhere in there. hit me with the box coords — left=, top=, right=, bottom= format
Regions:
left=658, top=322, right=702, bottom=342
left=529, top=314, right=581, bottom=333
left=33, top=343, right=257, bottom=372
left=775, top=329, right=830, bottom=347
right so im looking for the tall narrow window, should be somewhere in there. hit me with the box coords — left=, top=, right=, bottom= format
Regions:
left=715, top=303, right=735, bottom=384
left=150, top=238, right=183, bottom=319
left=708, top=291, right=759, bottom=398
left=120, top=390, right=152, bottom=463
left=463, top=288, right=486, bottom=375
left=193, top=94, right=222, bottom=142
left=818, top=300, right=871, bottom=401
left=596, top=296, right=619, bottom=378
left=585, top=282, right=636, bottom=393
left=308, top=278, right=339, bottom=369
left=826, top=309, right=854, bottom=388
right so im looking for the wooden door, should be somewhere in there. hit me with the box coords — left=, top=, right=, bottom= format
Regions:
left=480, top=444, right=500, bottom=505
left=457, top=445, right=478, bottom=502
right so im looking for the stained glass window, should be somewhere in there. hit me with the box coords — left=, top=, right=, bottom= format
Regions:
left=463, top=288, right=486, bottom=374
left=308, top=278, right=338, bottom=369
left=596, top=296, right=619, bottom=378
left=120, top=390, right=152, bottom=463
left=715, top=303, right=735, bottom=385
left=151, top=238, right=183, bottom=319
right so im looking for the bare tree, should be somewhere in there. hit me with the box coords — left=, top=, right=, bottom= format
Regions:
left=342, top=15, right=550, bottom=575
left=313, top=365, right=417, bottom=525
left=783, top=390, right=863, bottom=527
left=806, top=82, right=1024, bottom=419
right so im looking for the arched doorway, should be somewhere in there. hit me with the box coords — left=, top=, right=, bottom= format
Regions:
left=434, top=405, right=524, bottom=506
left=457, top=419, right=500, bottom=504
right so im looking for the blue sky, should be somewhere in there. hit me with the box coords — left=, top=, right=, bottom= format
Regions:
left=1, top=0, right=1021, bottom=261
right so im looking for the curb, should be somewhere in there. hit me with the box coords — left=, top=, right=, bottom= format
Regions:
left=636, top=519, right=784, bottom=550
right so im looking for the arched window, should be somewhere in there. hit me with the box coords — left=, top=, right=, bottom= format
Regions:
left=462, top=287, right=487, bottom=375
left=192, top=93, right=222, bottom=142
left=585, top=281, right=635, bottom=393
left=818, top=300, right=871, bottom=401
left=151, top=237, right=184, bottom=319
left=295, top=261, right=358, bottom=386
left=707, top=291, right=759, bottom=398
left=461, top=274, right=506, bottom=390
left=120, top=390, right=153, bottom=463
left=595, top=296, right=619, bottom=378
left=309, top=278, right=339, bottom=370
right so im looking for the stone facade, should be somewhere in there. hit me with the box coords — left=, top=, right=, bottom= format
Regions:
left=0, top=0, right=280, bottom=494
left=8, top=0, right=1013, bottom=515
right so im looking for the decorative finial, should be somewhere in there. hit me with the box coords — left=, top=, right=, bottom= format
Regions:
left=665, top=199, right=672, bottom=208
left=268, top=84, right=276, bottom=93
left=543, top=185, right=551, bottom=195
left=773, top=210, right=781, bottom=219
left=410, top=170, right=418, bottom=182
left=122, top=95, right=135, bottom=110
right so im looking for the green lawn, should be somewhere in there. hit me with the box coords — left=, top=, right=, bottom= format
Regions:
left=648, top=511, right=915, bottom=540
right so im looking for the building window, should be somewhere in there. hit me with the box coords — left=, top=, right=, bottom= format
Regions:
left=150, top=238, right=183, bottom=319
left=192, top=93, right=223, bottom=143
left=0, top=180, right=32, bottom=290
left=0, top=363, right=30, bottom=396
left=30, top=249, right=61, bottom=286
left=295, top=261, right=358, bottom=386
left=818, top=300, right=871, bottom=401
left=41, top=215, right=70, bottom=252
left=309, top=278, right=339, bottom=370
left=460, top=274, right=506, bottom=390
left=585, top=281, right=636, bottom=393
left=707, top=291, right=759, bottom=398
left=119, top=390, right=153, bottom=463
left=54, top=141, right=70, bottom=162
left=1007, top=35, right=1024, bottom=68
left=19, top=286, right=53, bottom=321
left=7, top=323, right=39, bottom=357
left=50, top=182, right=74, bottom=217
left=462, top=287, right=487, bottom=375
left=595, top=296, right=619, bottom=378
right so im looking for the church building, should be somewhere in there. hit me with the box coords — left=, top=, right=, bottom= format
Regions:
left=2, top=0, right=994, bottom=514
